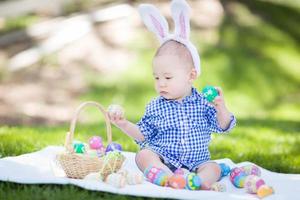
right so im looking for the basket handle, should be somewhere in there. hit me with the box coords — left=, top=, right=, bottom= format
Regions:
left=65, top=101, right=112, bottom=153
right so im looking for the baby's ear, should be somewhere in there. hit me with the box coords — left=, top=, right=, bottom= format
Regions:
left=171, top=0, right=191, bottom=40
left=189, top=68, right=197, bottom=82
left=139, top=4, right=169, bottom=43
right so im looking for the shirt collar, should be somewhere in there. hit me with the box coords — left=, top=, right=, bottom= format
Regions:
left=159, top=87, right=200, bottom=104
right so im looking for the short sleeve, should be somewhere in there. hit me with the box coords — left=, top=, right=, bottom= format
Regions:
left=136, top=103, right=158, bottom=147
left=206, top=104, right=236, bottom=133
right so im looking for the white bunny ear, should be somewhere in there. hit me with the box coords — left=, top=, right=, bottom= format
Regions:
left=138, top=4, right=169, bottom=44
left=171, top=0, right=191, bottom=40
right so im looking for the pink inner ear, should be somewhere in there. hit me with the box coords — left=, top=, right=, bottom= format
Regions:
left=179, top=11, right=186, bottom=39
left=150, top=14, right=165, bottom=38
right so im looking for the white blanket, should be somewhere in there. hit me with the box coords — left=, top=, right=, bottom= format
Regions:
left=0, top=146, right=299, bottom=200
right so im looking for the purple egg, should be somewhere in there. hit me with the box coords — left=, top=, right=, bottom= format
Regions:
left=105, top=142, right=122, bottom=153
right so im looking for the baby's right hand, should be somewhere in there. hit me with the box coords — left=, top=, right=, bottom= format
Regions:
left=107, top=104, right=127, bottom=128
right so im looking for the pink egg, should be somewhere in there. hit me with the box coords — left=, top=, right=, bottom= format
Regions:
left=89, top=136, right=103, bottom=149
left=174, top=168, right=185, bottom=175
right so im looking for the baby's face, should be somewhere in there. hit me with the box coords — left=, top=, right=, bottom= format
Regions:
left=152, top=55, right=196, bottom=101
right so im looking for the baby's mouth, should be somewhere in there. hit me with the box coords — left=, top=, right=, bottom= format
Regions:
left=159, top=91, right=168, bottom=95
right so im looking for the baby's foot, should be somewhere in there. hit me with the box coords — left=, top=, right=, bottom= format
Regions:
left=144, top=166, right=169, bottom=186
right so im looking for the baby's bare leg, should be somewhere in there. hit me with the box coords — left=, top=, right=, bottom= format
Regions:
left=196, top=162, right=221, bottom=190
left=135, top=149, right=173, bottom=175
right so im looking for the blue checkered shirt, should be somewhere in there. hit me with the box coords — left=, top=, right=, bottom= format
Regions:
left=136, top=87, right=236, bottom=171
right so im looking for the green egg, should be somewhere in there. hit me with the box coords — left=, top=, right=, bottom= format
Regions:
left=73, top=143, right=85, bottom=154
left=202, top=86, right=218, bottom=102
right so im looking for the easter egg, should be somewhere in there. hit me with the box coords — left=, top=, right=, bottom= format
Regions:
left=174, top=168, right=185, bottom=175
left=168, top=175, right=186, bottom=189
left=202, top=86, right=218, bottom=102
left=126, top=172, right=144, bottom=185
left=230, top=167, right=247, bottom=188
left=108, top=104, right=124, bottom=116
left=73, top=142, right=85, bottom=154
left=219, top=163, right=231, bottom=177
left=105, top=142, right=122, bottom=153
left=117, top=169, right=128, bottom=177
left=185, top=173, right=201, bottom=190
left=241, top=164, right=261, bottom=176
left=211, top=182, right=226, bottom=192
left=144, top=166, right=168, bottom=186
left=106, top=173, right=126, bottom=188
left=230, top=167, right=244, bottom=182
left=89, top=136, right=103, bottom=150
left=104, top=151, right=123, bottom=160
left=97, top=147, right=106, bottom=157
left=257, top=185, right=274, bottom=198
left=244, top=175, right=266, bottom=194
left=84, top=172, right=102, bottom=181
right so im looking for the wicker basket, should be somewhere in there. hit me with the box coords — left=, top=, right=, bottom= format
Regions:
left=57, top=101, right=125, bottom=179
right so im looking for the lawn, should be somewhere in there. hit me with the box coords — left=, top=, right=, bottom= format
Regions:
left=0, top=0, right=300, bottom=199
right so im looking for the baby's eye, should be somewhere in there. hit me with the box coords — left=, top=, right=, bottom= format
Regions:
left=154, top=77, right=159, bottom=80
left=166, top=77, right=173, bottom=80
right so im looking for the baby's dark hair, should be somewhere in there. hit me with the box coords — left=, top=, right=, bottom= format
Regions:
left=154, top=40, right=194, bottom=69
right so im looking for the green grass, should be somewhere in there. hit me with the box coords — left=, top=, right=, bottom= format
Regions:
left=0, top=182, right=160, bottom=200
left=1, top=0, right=300, bottom=199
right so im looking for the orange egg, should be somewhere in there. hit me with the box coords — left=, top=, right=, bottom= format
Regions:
left=168, top=175, right=186, bottom=189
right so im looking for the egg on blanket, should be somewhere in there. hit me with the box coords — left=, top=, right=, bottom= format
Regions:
left=211, top=182, right=226, bottom=192
left=244, top=175, right=266, bottom=194
left=174, top=168, right=185, bottom=175
left=257, top=185, right=274, bottom=198
left=126, top=172, right=144, bottom=185
left=230, top=167, right=247, bottom=188
left=241, top=164, right=261, bottom=176
left=185, top=173, right=201, bottom=190
left=84, top=172, right=102, bottom=181
left=168, top=174, right=186, bottom=189
left=117, top=169, right=128, bottom=177
left=144, top=166, right=168, bottom=186
left=219, top=163, right=231, bottom=177
left=106, top=173, right=126, bottom=188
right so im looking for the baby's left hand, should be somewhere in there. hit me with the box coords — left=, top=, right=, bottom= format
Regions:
left=211, top=87, right=228, bottom=113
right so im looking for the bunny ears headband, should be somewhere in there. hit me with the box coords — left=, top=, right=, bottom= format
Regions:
left=139, top=0, right=201, bottom=77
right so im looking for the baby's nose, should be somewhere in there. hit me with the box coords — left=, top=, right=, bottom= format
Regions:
left=159, top=80, right=167, bottom=87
